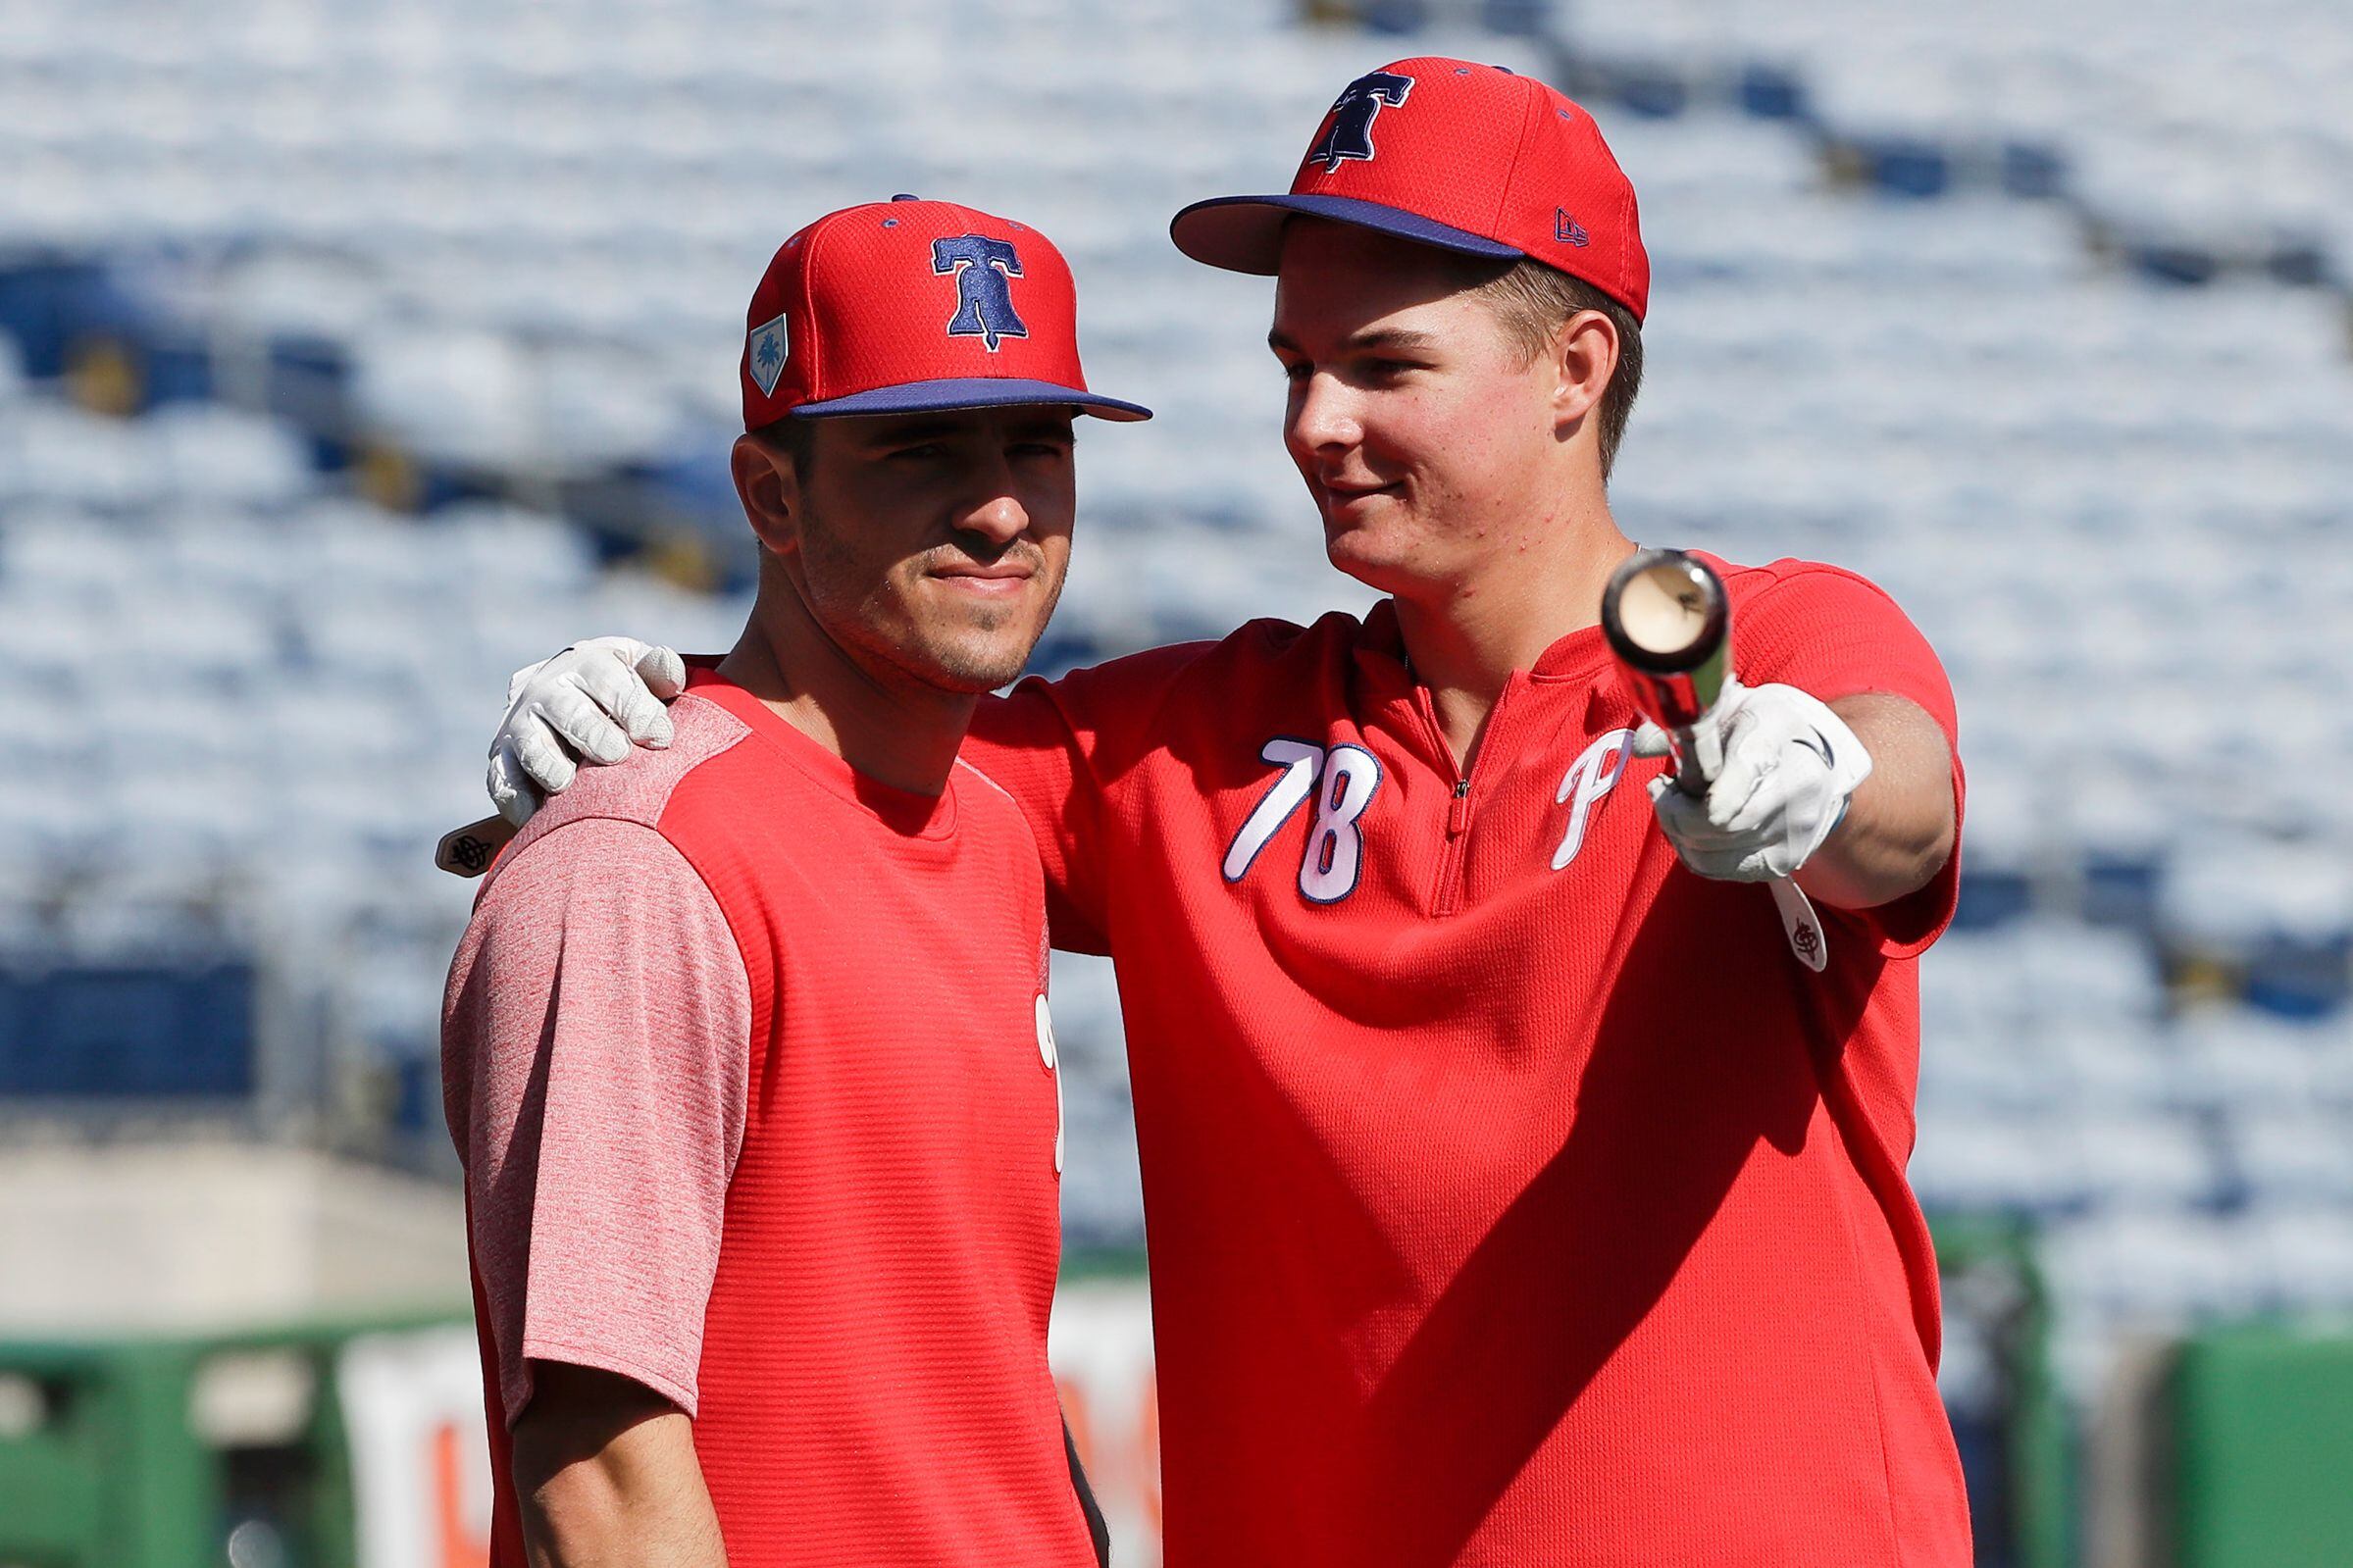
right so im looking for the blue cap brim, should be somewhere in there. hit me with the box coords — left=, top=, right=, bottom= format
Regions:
left=792, top=377, right=1151, bottom=423
left=1170, top=193, right=1523, bottom=276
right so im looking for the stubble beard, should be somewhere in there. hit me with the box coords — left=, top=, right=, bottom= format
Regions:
left=922, top=560, right=1064, bottom=692
left=800, top=515, right=1063, bottom=697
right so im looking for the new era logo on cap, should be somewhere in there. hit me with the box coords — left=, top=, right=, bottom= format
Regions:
left=739, top=196, right=1150, bottom=429
left=1170, top=56, right=1650, bottom=321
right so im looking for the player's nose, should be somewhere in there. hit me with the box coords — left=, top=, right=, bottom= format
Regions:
left=958, top=487, right=1031, bottom=545
left=1287, top=371, right=1361, bottom=454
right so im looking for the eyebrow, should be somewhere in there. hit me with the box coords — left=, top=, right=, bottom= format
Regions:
left=854, top=419, right=966, bottom=445
left=1266, top=326, right=1439, bottom=355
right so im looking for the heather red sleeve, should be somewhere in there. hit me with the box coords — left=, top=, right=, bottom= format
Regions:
left=964, top=642, right=1218, bottom=955
left=442, top=817, right=751, bottom=1424
left=1733, top=566, right=1966, bottom=957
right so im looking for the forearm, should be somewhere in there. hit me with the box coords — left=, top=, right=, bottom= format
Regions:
left=1795, top=692, right=1956, bottom=910
left=514, top=1365, right=727, bottom=1568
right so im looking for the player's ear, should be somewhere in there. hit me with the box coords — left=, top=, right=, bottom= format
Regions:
left=732, top=432, right=804, bottom=557
left=1550, top=308, right=1618, bottom=432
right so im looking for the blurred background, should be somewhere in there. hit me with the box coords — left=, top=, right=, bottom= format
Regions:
left=2, top=0, right=2349, bottom=1563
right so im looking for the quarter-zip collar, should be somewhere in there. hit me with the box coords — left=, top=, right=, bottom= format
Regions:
left=1352, top=595, right=1619, bottom=688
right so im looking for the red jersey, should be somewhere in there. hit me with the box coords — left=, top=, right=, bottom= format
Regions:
left=966, top=557, right=1972, bottom=1566
left=445, top=668, right=1095, bottom=1567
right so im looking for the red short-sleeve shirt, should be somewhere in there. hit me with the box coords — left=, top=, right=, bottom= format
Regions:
left=444, top=669, right=1095, bottom=1568
left=964, top=556, right=1972, bottom=1567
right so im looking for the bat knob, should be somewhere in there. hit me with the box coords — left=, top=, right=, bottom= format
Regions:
left=1601, top=547, right=1727, bottom=673
left=435, top=816, right=517, bottom=879
left=1601, top=548, right=1733, bottom=782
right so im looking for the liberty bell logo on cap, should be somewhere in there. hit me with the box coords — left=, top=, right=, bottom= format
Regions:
left=1306, top=70, right=1415, bottom=173
left=737, top=197, right=1151, bottom=430
left=933, top=235, right=1029, bottom=352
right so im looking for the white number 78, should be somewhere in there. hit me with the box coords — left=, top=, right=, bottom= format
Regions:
left=1222, top=738, right=1381, bottom=903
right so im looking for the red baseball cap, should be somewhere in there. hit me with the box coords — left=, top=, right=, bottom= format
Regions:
left=741, top=196, right=1151, bottom=430
left=1169, top=58, right=1649, bottom=321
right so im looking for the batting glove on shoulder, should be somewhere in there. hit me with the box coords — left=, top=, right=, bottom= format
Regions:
left=1630, top=681, right=1871, bottom=883
left=487, top=636, right=687, bottom=825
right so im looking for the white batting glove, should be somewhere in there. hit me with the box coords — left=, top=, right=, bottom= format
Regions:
left=1631, top=681, right=1870, bottom=883
left=486, top=637, right=687, bottom=825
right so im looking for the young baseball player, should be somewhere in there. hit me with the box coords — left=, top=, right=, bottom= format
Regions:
left=441, top=197, right=1138, bottom=1567
left=467, top=61, right=1969, bottom=1566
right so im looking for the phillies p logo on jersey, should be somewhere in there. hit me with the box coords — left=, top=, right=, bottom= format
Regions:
left=1552, top=728, right=1634, bottom=870
left=1306, top=70, right=1414, bottom=173
left=932, top=234, right=1029, bottom=351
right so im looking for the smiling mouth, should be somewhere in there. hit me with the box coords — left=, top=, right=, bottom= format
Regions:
left=930, top=565, right=1035, bottom=594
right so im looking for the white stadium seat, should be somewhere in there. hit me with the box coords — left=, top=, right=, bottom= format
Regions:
left=0, top=0, right=2347, bottom=1352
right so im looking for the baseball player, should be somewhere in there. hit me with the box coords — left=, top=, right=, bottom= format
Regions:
left=466, top=61, right=1969, bottom=1566
left=441, top=198, right=1137, bottom=1567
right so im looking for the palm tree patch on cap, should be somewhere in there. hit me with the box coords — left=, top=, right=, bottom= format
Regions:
left=748, top=312, right=790, bottom=396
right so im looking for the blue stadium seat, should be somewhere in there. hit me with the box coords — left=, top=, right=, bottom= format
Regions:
left=0, top=0, right=2346, bottom=1366
left=0, top=960, right=255, bottom=1097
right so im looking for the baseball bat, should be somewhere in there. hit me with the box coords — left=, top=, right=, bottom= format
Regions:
left=1599, top=547, right=1731, bottom=799
left=1600, top=547, right=1828, bottom=972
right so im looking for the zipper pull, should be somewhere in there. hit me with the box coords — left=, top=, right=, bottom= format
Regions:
left=1447, top=778, right=1470, bottom=836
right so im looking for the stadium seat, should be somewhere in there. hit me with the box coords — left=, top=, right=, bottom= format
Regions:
left=0, top=0, right=2347, bottom=1366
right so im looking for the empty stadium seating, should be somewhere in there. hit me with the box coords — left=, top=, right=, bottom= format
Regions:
left=1, top=0, right=2348, bottom=1389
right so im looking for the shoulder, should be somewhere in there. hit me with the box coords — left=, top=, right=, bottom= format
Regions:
left=1213, top=610, right=1370, bottom=669
left=1700, top=553, right=1955, bottom=718
left=477, top=694, right=752, bottom=909
left=953, top=755, right=1051, bottom=871
left=949, top=756, right=1052, bottom=955
left=453, top=816, right=745, bottom=1026
left=1708, top=553, right=1940, bottom=650
left=510, top=692, right=754, bottom=845
left=1012, top=611, right=1366, bottom=721
left=474, top=815, right=719, bottom=929
left=1707, top=554, right=1917, bottom=622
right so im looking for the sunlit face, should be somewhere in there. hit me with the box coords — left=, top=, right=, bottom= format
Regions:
left=783, top=408, right=1077, bottom=694
left=1270, top=220, right=1565, bottom=597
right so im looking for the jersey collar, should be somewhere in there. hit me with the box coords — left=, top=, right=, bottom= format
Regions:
left=684, top=663, right=960, bottom=840
left=1356, top=597, right=1618, bottom=685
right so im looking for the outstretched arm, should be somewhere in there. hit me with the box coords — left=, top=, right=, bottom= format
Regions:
left=446, top=635, right=1202, bottom=960
left=1630, top=565, right=1962, bottom=926
left=1796, top=692, right=1954, bottom=910
left=1636, top=683, right=1955, bottom=911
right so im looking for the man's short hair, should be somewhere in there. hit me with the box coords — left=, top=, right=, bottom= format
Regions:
left=1462, top=258, right=1644, bottom=480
